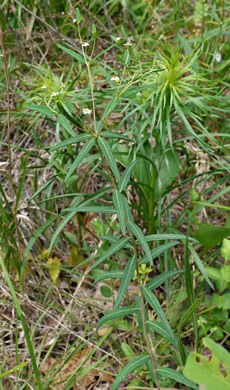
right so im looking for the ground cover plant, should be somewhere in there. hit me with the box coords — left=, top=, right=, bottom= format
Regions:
left=0, top=0, right=230, bottom=389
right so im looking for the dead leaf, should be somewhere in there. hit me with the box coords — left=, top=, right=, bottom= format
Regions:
left=46, top=257, right=61, bottom=282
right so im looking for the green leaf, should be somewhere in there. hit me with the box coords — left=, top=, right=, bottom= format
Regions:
left=98, top=137, right=120, bottom=181
left=57, top=44, right=85, bottom=64
left=94, top=271, right=123, bottom=284
left=189, top=244, right=214, bottom=289
left=140, top=242, right=179, bottom=265
left=146, top=233, right=198, bottom=243
left=177, top=298, right=201, bottom=332
left=155, top=150, right=180, bottom=198
left=50, top=134, right=91, bottom=151
left=91, top=237, right=130, bottom=269
left=147, top=269, right=184, bottom=290
left=57, top=114, right=75, bottom=137
left=114, top=257, right=136, bottom=309
left=102, top=97, right=119, bottom=120
left=128, top=222, right=153, bottom=265
left=64, top=137, right=96, bottom=183
left=111, top=355, right=150, bottom=390
left=63, top=205, right=116, bottom=214
left=76, top=8, right=82, bottom=24
left=146, top=320, right=177, bottom=347
left=158, top=367, right=198, bottom=389
left=221, top=239, right=230, bottom=261
left=142, top=286, right=176, bottom=345
left=96, top=306, right=139, bottom=332
left=23, top=104, right=55, bottom=116
left=184, top=337, right=230, bottom=390
left=100, top=285, right=113, bottom=298
left=112, top=191, right=126, bottom=235
left=193, top=223, right=230, bottom=249
left=118, top=160, right=136, bottom=192
left=48, top=212, right=76, bottom=256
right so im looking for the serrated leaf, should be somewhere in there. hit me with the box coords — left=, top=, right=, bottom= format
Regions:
left=57, top=44, right=85, bottom=64
left=111, top=355, right=150, bottom=390
left=184, top=337, right=230, bottom=390
left=112, top=190, right=126, bottom=235
left=91, top=237, right=130, bottom=269
left=147, top=269, right=184, bottom=290
left=142, top=286, right=176, bottom=345
left=98, top=137, right=120, bottom=181
left=102, top=97, right=119, bottom=120
left=65, top=137, right=96, bottom=183
left=96, top=306, right=138, bottom=332
left=140, top=242, right=179, bottom=265
left=157, top=367, right=198, bottom=389
left=118, top=160, right=136, bottom=192
left=94, top=271, right=123, bottom=284
left=57, top=114, right=75, bottom=137
left=114, top=256, right=136, bottom=309
left=128, top=222, right=153, bottom=265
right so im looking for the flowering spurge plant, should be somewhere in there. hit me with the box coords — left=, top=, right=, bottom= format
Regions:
left=21, top=9, right=221, bottom=389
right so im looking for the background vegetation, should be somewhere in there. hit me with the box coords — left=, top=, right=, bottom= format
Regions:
left=0, top=0, right=230, bottom=389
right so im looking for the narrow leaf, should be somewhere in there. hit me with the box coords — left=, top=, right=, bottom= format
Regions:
left=50, top=134, right=91, bottom=151
left=91, top=237, right=130, bottom=269
left=65, top=137, right=96, bottom=183
left=98, top=137, right=120, bottom=181
left=118, top=160, right=136, bottom=192
left=147, top=320, right=177, bottom=347
left=157, top=367, right=198, bottom=390
left=128, top=222, right=153, bottom=265
left=63, top=205, right=116, bottom=214
left=114, top=257, right=136, bottom=309
left=147, top=269, right=184, bottom=290
left=111, top=355, right=150, bottom=390
left=112, top=190, right=126, bottom=235
left=102, top=97, right=119, bottom=120
left=189, top=244, right=214, bottom=289
left=57, top=114, right=75, bottom=137
left=96, top=306, right=139, bottom=332
left=142, top=286, right=176, bottom=345
left=94, top=271, right=123, bottom=284
left=140, top=242, right=179, bottom=265
left=57, top=44, right=85, bottom=64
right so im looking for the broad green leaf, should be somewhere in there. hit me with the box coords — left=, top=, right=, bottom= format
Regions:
left=57, top=114, right=75, bottom=137
left=158, top=367, right=198, bottom=389
left=64, top=137, right=96, bottom=183
left=96, top=306, right=139, bottom=331
left=114, top=256, right=136, bottom=309
left=140, top=242, right=179, bottom=265
left=142, top=286, right=176, bottom=345
left=102, top=97, right=119, bottom=120
left=23, top=104, right=55, bottom=116
left=112, top=191, right=126, bottom=235
left=206, top=266, right=222, bottom=281
left=118, top=160, right=136, bottom=192
left=111, top=355, right=150, bottom=390
left=147, top=269, right=184, bottom=290
left=57, top=44, right=85, bottom=64
left=91, top=237, right=130, bottom=269
left=221, top=239, right=230, bottom=261
left=155, top=150, right=180, bottom=198
left=98, top=137, right=120, bottom=181
left=146, top=320, right=177, bottom=347
left=189, top=244, right=214, bottom=289
left=94, top=271, right=123, bottom=284
left=193, top=223, right=230, bottom=249
left=128, top=222, right=153, bottom=265
left=213, top=293, right=230, bottom=310
left=184, top=337, right=230, bottom=390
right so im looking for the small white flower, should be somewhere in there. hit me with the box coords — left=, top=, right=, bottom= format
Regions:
left=81, top=42, right=89, bottom=47
left=51, top=92, right=59, bottom=97
left=116, top=37, right=121, bottom=41
left=215, top=52, right=221, bottom=63
left=124, top=42, right=133, bottom=46
left=110, top=76, right=120, bottom=82
left=41, top=85, right=47, bottom=89
left=73, top=18, right=77, bottom=23
left=83, top=108, right=92, bottom=115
